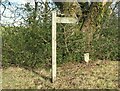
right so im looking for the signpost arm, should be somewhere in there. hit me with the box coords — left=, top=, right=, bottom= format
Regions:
left=52, top=11, right=56, bottom=83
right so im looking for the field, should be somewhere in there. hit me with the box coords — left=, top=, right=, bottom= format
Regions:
left=2, top=60, right=119, bottom=89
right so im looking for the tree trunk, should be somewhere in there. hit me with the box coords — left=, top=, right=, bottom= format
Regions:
left=53, top=1, right=112, bottom=53
left=81, top=2, right=112, bottom=52
left=33, top=0, right=38, bottom=21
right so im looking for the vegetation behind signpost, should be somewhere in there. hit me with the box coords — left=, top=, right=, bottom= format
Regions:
left=1, top=1, right=119, bottom=68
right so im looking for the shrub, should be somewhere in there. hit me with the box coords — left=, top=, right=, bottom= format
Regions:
left=2, top=13, right=118, bottom=68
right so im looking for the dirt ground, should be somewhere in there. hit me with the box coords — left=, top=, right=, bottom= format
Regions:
left=2, top=60, right=119, bottom=89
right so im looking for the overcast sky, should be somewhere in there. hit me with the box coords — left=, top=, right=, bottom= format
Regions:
left=2, top=0, right=35, bottom=5
left=1, top=0, right=48, bottom=26
left=1, top=0, right=118, bottom=26
left=1, top=0, right=30, bottom=25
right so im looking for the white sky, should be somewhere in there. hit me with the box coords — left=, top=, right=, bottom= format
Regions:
left=2, top=0, right=35, bottom=5
left=2, top=0, right=47, bottom=5
left=1, top=0, right=47, bottom=26
left=1, top=0, right=29, bottom=25
left=1, top=0, right=118, bottom=26
left=10, top=0, right=28, bottom=4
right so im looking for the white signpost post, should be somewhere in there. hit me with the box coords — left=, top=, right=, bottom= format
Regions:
left=52, top=10, right=78, bottom=83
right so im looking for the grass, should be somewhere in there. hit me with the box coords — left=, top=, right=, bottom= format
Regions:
left=2, top=60, right=119, bottom=89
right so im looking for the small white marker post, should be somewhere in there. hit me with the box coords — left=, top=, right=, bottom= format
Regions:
left=84, top=53, right=89, bottom=63
left=52, top=10, right=78, bottom=83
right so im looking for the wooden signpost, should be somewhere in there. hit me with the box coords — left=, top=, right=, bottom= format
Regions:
left=52, top=10, right=78, bottom=83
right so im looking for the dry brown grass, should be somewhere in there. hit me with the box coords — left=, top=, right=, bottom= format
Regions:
left=2, top=60, right=119, bottom=89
